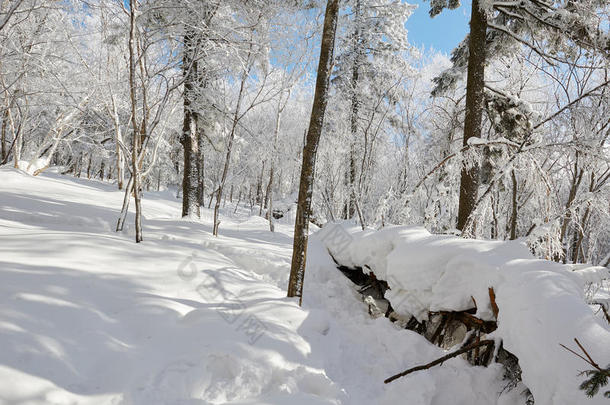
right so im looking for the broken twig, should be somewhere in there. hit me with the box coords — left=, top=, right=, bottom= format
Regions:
left=384, top=339, right=494, bottom=384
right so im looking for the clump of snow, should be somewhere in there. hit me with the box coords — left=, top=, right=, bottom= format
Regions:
left=317, top=223, right=610, bottom=405
left=568, top=264, right=610, bottom=285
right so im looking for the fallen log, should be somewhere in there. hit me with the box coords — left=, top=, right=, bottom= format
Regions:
left=384, top=339, right=495, bottom=384
left=328, top=253, right=523, bottom=389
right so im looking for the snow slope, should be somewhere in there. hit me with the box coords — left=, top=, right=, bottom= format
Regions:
left=1, top=167, right=530, bottom=404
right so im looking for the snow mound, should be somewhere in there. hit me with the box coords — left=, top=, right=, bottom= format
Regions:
left=316, top=223, right=610, bottom=405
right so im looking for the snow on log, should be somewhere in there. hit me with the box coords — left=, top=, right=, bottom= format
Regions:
left=315, top=223, right=610, bottom=405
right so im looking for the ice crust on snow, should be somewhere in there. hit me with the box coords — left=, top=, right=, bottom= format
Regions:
left=317, top=223, right=610, bottom=405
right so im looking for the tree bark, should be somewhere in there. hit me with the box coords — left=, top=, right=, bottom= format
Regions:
left=456, top=0, right=487, bottom=233
left=287, top=0, right=340, bottom=304
left=1, top=109, right=7, bottom=162
left=181, top=28, right=201, bottom=218
left=128, top=0, right=142, bottom=243
left=110, top=95, right=124, bottom=190
left=347, top=0, right=362, bottom=220
left=509, top=169, right=518, bottom=240
left=257, top=160, right=265, bottom=216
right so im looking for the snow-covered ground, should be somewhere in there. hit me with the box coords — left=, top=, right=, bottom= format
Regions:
left=0, top=167, right=605, bottom=404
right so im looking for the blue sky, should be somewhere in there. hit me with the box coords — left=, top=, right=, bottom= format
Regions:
left=406, top=0, right=471, bottom=55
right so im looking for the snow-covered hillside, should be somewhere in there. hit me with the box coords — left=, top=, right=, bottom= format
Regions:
left=0, top=168, right=606, bottom=405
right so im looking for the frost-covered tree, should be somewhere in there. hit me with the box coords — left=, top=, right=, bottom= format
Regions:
left=332, top=0, right=413, bottom=225
left=428, top=0, right=610, bottom=234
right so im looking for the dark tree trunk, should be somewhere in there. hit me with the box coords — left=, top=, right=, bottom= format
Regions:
left=257, top=161, right=265, bottom=215
left=181, top=28, right=201, bottom=218
left=457, top=0, right=487, bottom=233
left=347, top=0, right=362, bottom=220
left=1, top=109, right=7, bottom=163
left=509, top=169, right=518, bottom=240
left=559, top=159, right=583, bottom=262
left=197, top=115, right=205, bottom=207
left=99, top=161, right=105, bottom=180
left=128, top=0, right=142, bottom=243
left=87, top=154, right=92, bottom=179
left=287, top=0, right=340, bottom=304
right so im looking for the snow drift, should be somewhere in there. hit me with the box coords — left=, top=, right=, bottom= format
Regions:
left=316, top=223, right=610, bottom=405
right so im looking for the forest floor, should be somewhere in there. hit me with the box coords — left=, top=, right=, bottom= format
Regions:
left=0, top=167, right=545, bottom=404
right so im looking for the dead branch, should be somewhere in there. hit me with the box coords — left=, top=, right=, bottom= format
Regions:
left=385, top=339, right=495, bottom=384
left=489, top=287, right=499, bottom=319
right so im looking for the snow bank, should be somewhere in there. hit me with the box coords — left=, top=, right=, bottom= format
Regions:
left=316, top=223, right=610, bottom=405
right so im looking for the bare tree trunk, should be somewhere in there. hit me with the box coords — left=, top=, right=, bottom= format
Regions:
left=234, top=189, right=241, bottom=214
left=74, top=154, right=82, bottom=177
left=258, top=161, right=265, bottom=216
left=110, top=95, right=124, bottom=190
left=352, top=190, right=365, bottom=231
left=11, top=110, right=20, bottom=169
left=267, top=178, right=275, bottom=232
left=1, top=109, right=7, bottom=162
left=572, top=172, right=596, bottom=263
left=197, top=129, right=205, bottom=207
left=98, top=161, right=105, bottom=180
left=347, top=0, right=362, bottom=220
left=509, top=169, right=518, bottom=240
left=559, top=158, right=583, bottom=262
left=86, top=154, right=92, bottom=179
left=287, top=0, right=339, bottom=304
left=457, top=0, right=487, bottom=233
left=490, top=193, right=498, bottom=239
left=117, top=175, right=134, bottom=232
left=181, top=28, right=201, bottom=218
left=264, top=168, right=272, bottom=214
left=128, top=0, right=142, bottom=243
left=248, top=186, right=254, bottom=211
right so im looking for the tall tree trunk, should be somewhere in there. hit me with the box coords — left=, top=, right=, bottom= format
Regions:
left=234, top=189, right=242, bottom=214
left=509, top=169, right=518, bottom=240
left=258, top=161, right=265, bottom=215
left=197, top=119, right=205, bottom=207
left=128, top=0, right=142, bottom=243
left=181, top=28, right=201, bottom=218
left=457, top=0, right=487, bottom=233
left=116, top=175, right=134, bottom=232
left=572, top=172, right=596, bottom=263
left=287, top=0, right=339, bottom=304
left=266, top=95, right=284, bottom=232
left=110, top=95, right=124, bottom=190
left=347, top=0, right=362, bottom=220
left=87, top=154, right=93, bottom=179
left=559, top=159, right=583, bottom=262
left=1, top=109, right=7, bottom=162
left=11, top=109, right=20, bottom=169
